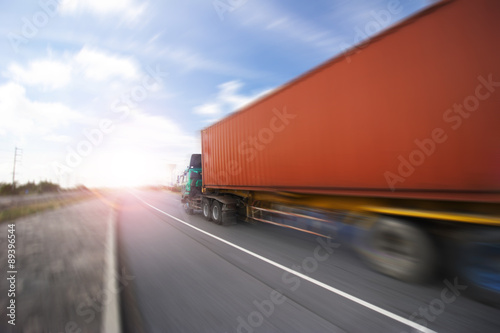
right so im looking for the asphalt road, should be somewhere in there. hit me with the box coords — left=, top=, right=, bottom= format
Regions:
left=117, top=190, right=500, bottom=333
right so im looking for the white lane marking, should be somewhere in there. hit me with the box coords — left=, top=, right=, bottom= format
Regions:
left=101, top=207, right=122, bottom=333
left=134, top=194, right=437, bottom=333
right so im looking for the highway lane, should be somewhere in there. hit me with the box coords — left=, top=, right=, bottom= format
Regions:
left=117, top=190, right=500, bottom=333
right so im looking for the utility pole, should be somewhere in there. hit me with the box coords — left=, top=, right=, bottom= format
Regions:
left=12, top=147, right=22, bottom=193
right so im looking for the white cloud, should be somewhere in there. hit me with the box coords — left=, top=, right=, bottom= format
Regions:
left=152, top=46, right=268, bottom=79
left=194, top=103, right=221, bottom=116
left=194, top=80, right=270, bottom=119
left=43, top=134, right=72, bottom=143
left=0, top=82, right=82, bottom=138
left=74, top=47, right=140, bottom=81
left=147, top=33, right=162, bottom=44
left=59, top=0, right=146, bottom=21
left=236, top=2, right=341, bottom=54
left=4, top=47, right=141, bottom=90
left=111, top=113, right=198, bottom=149
left=265, top=16, right=339, bottom=53
left=5, top=60, right=72, bottom=90
left=266, top=17, right=289, bottom=30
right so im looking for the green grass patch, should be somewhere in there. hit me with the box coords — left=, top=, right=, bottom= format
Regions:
left=0, top=194, right=95, bottom=223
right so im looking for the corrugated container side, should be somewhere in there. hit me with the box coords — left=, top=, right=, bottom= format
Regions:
left=202, top=0, right=500, bottom=198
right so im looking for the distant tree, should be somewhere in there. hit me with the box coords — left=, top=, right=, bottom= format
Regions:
left=16, top=181, right=38, bottom=194
left=38, top=181, right=60, bottom=193
left=0, top=183, right=13, bottom=195
left=0, top=180, right=61, bottom=195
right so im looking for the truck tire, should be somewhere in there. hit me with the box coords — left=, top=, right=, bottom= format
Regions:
left=211, top=201, right=223, bottom=225
left=455, top=228, right=500, bottom=307
left=202, top=198, right=212, bottom=221
left=183, top=202, right=194, bottom=215
left=357, top=217, right=437, bottom=283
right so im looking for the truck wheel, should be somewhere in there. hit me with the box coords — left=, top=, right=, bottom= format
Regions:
left=202, top=199, right=212, bottom=221
left=211, top=201, right=223, bottom=225
left=357, top=217, right=436, bottom=283
left=183, top=203, right=194, bottom=215
left=455, top=228, right=500, bottom=307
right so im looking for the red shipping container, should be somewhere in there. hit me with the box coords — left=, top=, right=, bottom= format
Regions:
left=202, top=0, right=500, bottom=201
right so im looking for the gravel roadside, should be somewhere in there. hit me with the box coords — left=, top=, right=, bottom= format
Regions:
left=0, top=197, right=121, bottom=333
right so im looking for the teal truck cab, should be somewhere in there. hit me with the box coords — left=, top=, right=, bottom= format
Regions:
left=180, top=154, right=202, bottom=214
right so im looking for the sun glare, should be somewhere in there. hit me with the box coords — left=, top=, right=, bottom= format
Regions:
left=85, top=153, right=152, bottom=188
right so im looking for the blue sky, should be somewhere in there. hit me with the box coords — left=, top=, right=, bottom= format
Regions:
left=0, top=0, right=433, bottom=187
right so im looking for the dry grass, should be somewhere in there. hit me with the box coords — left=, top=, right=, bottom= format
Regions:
left=0, top=194, right=95, bottom=223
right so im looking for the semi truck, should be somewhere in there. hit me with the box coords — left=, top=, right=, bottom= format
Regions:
left=181, top=0, right=500, bottom=304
